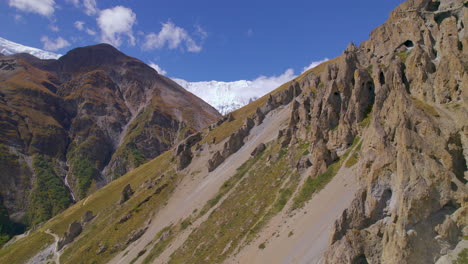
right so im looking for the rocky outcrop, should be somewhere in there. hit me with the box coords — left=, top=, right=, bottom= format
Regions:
left=207, top=81, right=305, bottom=171
left=176, top=132, right=202, bottom=170
left=208, top=152, right=225, bottom=172
left=58, top=221, right=82, bottom=250
left=297, top=1, right=468, bottom=263
left=82, top=210, right=95, bottom=225
left=119, top=184, right=134, bottom=205
left=125, top=227, right=148, bottom=245
left=296, top=156, right=312, bottom=171
left=208, top=118, right=255, bottom=171
left=251, top=143, right=266, bottom=156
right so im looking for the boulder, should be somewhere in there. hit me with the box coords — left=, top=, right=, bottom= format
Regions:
left=82, top=210, right=95, bottom=225
left=176, top=132, right=202, bottom=170
left=58, top=221, right=83, bottom=250
left=118, top=212, right=133, bottom=224
left=296, top=156, right=312, bottom=171
left=208, top=151, right=225, bottom=172
left=251, top=143, right=266, bottom=156
left=126, top=227, right=148, bottom=245
left=119, top=184, right=134, bottom=204
left=96, top=243, right=107, bottom=255
left=226, top=113, right=235, bottom=122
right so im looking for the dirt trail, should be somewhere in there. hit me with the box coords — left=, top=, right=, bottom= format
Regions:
left=109, top=105, right=291, bottom=264
left=226, top=148, right=360, bottom=264
left=45, top=229, right=61, bottom=264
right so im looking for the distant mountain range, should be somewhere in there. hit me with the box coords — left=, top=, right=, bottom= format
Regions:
left=0, top=37, right=61, bottom=60
left=0, top=37, right=283, bottom=115
left=173, top=79, right=259, bottom=115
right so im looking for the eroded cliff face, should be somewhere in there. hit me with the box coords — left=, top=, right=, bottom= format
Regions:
left=278, top=0, right=467, bottom=262
left=0, top=44, right=220, bottom=229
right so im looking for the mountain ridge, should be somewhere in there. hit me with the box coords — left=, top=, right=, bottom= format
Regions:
left=0, top=0, right=466, bottom=263
left=0, top=43, right=220, bottom=234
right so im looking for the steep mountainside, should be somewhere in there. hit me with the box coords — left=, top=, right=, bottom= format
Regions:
left=0, top=0, right=466, bottom=263
left=0, top=44, right=220, bottom=237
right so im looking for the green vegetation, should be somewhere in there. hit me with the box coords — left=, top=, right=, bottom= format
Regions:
left=396, top=50, right=410, bottom=63
left=0, top=197, right=25, bottom=247
left=0, top=150, right=177, bottom=264
left=198, top=151, right=263, bottom=217
left=72, top=157, right=96, bottom=199
left=142, top=225, right=177, bottom=264
left=358, top=105, right=373, bottom=128
left=366, top=64, right=373, bottom=75
left=169, top=142, right=302, bottom=263
left=0, top=231, right=54, bottom=264
left=292, top=160, right=341, bottom=210
left=180, top=217, right=192, bottom=230
left=454, top=248, right=468, bottom=264
left=274, top=188, right=293, bottom=213
left=0, top=145, right=27, bottom=246
left=411, top=96, right=440, bottom=117
left=129, top=146, right=147, bottom=168
left=258, top=243, right=266, bottom=249
left=345, top=152, right=359, bottom=168
left=28, top=155, right=72, bottom=226
left=292, top=137, right=361, bottom=210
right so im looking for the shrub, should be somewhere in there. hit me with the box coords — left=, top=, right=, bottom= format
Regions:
left=28, top=155, right=72, bottom=225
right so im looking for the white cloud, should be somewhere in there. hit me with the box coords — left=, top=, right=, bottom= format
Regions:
left=301, top=58, right=329, bottom=73
left=174, top=58, right=329, bottom=112
left=75, top=21, right=96, bottom=35
left=8, top=0, right=55, bottom=17
left=247, top=68, right=296, bottom=99
left=246, top=28, right=254, bottom=37
left=97, top=6, right=136, bottom=47
left=49, top=24, right=59, bottom=32
left=66, top=0, right=80, bottom=7
left=148, top=62, right=167, bottom=75
left=143, top=21, right=203, bottom=53
left=83, top=0, right=98, bottom=15
left=40, top=36, right=70, bottom=51
left=14, top=14, right=24, bottom=23
left=85, top=28, right=96, bottom=36
left=74, top=21, right=85, bottom=30
left=195, top=25, right=208, bottom=40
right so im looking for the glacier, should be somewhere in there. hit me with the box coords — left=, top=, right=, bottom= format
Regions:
left=173, top=79, right=262, bottom=115
left=0, top=37, right=61, bottom=60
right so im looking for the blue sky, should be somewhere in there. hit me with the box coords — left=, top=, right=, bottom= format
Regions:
left=0, top=0, right=405, bottom=82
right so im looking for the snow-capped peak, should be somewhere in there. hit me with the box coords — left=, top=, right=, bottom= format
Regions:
left=173, top=68, right=296, bottom=115
left=0, top=37, right=61, bottom=60
left=173, top=78, right=260, bottom=115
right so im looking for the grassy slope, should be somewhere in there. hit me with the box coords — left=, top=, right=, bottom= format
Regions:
left=168, top=142, right=306, bottom=263
left=0, top=150, right=177, bottom=264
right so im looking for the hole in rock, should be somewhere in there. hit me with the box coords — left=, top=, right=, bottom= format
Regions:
left=403, top=40, right=414, bottom=48
left=451, top=181, right=458, bottom=192
left=379, top=72, right=385, bottom=85
left=352, top=255, right=369, bottom=264
left=426, top=1, right=440, bottom=12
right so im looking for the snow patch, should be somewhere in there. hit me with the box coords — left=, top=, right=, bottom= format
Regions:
left=0, top=37, right=61, bottom=60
